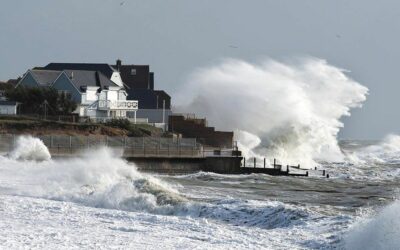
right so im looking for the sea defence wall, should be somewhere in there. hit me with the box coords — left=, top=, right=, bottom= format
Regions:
left=0, top=134, right=243, bottom=174
left=128, top=156, right=243, bottom=174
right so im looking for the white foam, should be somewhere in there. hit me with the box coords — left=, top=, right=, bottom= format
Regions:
left=175, top=58, right=368, bottom=168
left=9, top=135, right=51, bottom=161
left=345, top=200, right=400, bottom=250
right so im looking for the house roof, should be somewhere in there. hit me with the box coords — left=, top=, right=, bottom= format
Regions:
left=112, top=64, right=150, bottom=89
left=0, top=101, right=19, bottom=106
left=63, top=70, right=119, bottom=91
left=41, top=63, right=117, bottom=78
left=30, top=70, right=61, bottom=86
left=154, top=90, right=171, bottom=99
left=25, top=69, right=120, bottom=92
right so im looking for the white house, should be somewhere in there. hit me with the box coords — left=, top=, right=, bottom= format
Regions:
left=0, top=101, right=19, bottom=115
left=16, top=69, right=138, bottom=121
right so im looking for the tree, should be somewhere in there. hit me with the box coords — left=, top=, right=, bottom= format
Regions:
left=5, top=86, right=77, bottom=115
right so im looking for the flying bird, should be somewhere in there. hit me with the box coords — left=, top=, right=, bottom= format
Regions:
left=229, top=45, right=239, bottom=49
left=120, top=1, right=125, bottom=6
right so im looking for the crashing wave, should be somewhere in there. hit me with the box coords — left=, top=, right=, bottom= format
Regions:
left=175, top=58, right=368, bottom=168
left=9, top=135, right=51, bottom=161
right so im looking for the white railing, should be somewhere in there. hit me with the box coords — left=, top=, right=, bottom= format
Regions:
left=98, top=100, right=138, bottom=110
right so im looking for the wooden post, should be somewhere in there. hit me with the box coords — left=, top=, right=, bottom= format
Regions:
left=306, top=171, right=309, bottom=177
left=254, top=158, right=256, bottom=168
left=322, top=170, right=326, bottom=176
left=264, top=158, right=266, bottom=168
left=243, top=158, right=246, bottom=168
left=274, top=158, right=276, bottom=168
left=287, top=165, right=289, bottom=173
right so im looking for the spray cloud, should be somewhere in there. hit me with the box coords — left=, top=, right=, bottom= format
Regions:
left=176, top=58, right=368, bottom=168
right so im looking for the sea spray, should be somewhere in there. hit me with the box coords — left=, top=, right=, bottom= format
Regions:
left=345, top=200, right=400, bottom=250
left=9, top=135, right=51, bottom=161
left=175, top=58, right=368, bottom=168
left=0, top=138, right=313, bottom=228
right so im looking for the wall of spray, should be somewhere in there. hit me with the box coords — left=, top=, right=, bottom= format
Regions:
left=175, top=58, right=368, bottom=168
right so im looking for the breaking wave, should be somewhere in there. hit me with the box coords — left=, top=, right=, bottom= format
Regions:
left=0, top=136, right=309, bottom=229
left=346, top=134, right=400, bottom=165
left=9, top=136, right=51, bottom=161
left=176, top=58, right=368, bottom=168
left=345, top=200, right=400, bottom=250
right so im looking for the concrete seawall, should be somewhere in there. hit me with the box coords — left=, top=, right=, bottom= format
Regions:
left=127, top=156, right=243, bottom=174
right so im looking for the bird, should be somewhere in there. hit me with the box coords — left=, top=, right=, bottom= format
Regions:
left=120, top=1, right=125, bottom=6
left=229, top=45, right=239, bottom=49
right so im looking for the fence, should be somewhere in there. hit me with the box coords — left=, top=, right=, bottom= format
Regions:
left=0, top=134, right=202, bottom=158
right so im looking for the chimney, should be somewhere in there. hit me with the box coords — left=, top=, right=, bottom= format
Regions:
left=116, top=59, right=122, bottom=71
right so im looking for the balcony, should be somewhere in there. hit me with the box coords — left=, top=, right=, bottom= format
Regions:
left=98, top=100, right=138, bottom=110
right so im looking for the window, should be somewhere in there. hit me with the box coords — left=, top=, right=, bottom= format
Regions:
left=130, top=69, right=136, bottom=75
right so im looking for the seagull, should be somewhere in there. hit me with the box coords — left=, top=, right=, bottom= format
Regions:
left=120, top=1, right=125, bottom=6
left=229, top=45, right=239, bottom=49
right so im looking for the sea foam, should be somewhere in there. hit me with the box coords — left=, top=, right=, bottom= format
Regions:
left=175, top=58, right=368, bottom=168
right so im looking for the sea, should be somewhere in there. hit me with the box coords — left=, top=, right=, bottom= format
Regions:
left=0, top=136, right=399, bottom=249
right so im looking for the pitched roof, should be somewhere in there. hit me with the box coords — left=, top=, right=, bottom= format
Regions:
left=30, top=70, right=61, bottom=86
left=42, top=63, right=117, bottom=78
left=62, top=70, right=119, bottom=91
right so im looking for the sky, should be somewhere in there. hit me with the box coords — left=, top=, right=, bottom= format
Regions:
left=0, top=0, right=399, bottom=139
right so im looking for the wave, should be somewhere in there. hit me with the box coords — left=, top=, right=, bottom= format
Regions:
left=8, top=135, right=51, bottom=161
left=0, top=136, right=311, bottom=229
left=175, top=57, right=368, bottom=168
left=345, top=200, right=400, bottom=250
left=345, top=134, right=400, bottom=165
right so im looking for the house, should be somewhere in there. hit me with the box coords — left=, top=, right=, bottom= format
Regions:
left=0, top=101, right=19, bottom=115
left=16, top=69, right=138, bottom=121
left=112, top=60, right=172, bottom=124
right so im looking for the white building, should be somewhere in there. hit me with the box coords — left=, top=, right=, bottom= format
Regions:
left=16, top=69, right=138, bottom=121
left=0, top=101, right=19, bottom=115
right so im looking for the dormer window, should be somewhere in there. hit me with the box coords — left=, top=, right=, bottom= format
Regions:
left=130, top=69, right=136, bottom=75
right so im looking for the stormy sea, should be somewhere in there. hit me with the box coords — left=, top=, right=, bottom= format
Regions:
left=0, top=58, right=396, bottom=249
left=0, top=136, right=399, bottom=249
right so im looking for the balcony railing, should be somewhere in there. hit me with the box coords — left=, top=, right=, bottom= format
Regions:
left=98, top=100, right=138, bottom=110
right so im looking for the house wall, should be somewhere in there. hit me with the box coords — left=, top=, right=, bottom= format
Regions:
left=86, top=87, right=98, bottom=102
left=0, top=105, right=17, bottom=115
left=106, top=90, right=118, bottom=101
left=52, top=73, right=82, bottom=103
left=111, top=72, right=124, bottom=87
left=18, top=72, right=39, bottom=88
